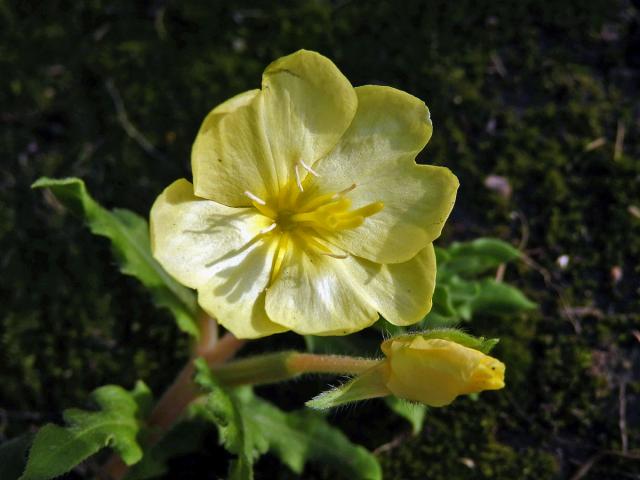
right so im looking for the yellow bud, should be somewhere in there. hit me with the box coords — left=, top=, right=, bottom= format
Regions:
left=380, top=336, right=505, bottom=407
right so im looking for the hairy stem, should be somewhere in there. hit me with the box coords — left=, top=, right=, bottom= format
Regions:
left=210, top=351, right=381, bottom=387
left=288, top=352, right=379, bottom=375
left=100, top=322, right=381, bottom=479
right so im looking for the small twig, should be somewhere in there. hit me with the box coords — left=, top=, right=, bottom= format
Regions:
left=570, top=451, right=606, bottom=480
left=570, top=449, right=640, bottom=480
left=154, top=5, right=168, bottom=40
left=104, top=79, right=165, bottom=161
left=521, top=253, right=582, bottom=333
left=619, top=381, right=628, bottom=454
left=510, top=210, right=530, bottom=251
left=373, top=431, right=412, bottom=456
left=495, top=263, right=506, bottom=282
left=562, top=306, right=604, bottom=319
left=584, top=137, right=606, bottom=151
left=490, top=52, right=507, bottom=77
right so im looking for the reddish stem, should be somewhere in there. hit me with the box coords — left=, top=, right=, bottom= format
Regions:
left=100, top=331, right=246, bottom=480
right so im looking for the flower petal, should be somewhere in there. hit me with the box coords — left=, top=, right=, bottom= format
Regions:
left=265, top=240, right=378, bottom=336
left=260, top=50, right=358, bottom=185
left=385, top=339, right=471, bottom=406
left=309, top=85, right=459, bottom=263
left=150, top=179, right=272, bottom=289
left=191, top=89, right=273, bottom=205
left=192, top=50, right=358, bottom=206
left=197, top=238, right=288, bottom=339
left=345, top=244, right=436, bottom=326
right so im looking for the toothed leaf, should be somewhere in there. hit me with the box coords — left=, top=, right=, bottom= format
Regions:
left=20, top=382, right=150, bottom=480
left=32, top=177, right=199, bottom=337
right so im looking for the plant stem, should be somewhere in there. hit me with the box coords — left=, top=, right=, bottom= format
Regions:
left=100, top=320, right=379, bottom=479
left=147, top=332, right=245, bottom=441
left=100, top=323, right=245, bottom=480
left=288, top=352, right=380, bottom=375
left=210, top=351, right=381, bottom=387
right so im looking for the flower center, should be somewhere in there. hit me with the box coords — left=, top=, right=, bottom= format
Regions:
left=244, top=164, right=384, bottom=281
left=245, top=184, right=383, bottom=238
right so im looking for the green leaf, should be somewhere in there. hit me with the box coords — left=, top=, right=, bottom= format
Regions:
left=431, top=284, right=457, bottom=318
left=421, top=311, right=460, bottom=328
left=195, top=360, right=381, bottom=480
left=32, top=177, right=199, bottom=337
left=391, top=328, right=499, bottom=354
left=384, top=397, right=427, bottom=435
left=193, top=358, right=254, bottom=480
left=446, top=276, right=481, bottom=321
left=20, top=381, right=150, bottom=480
left=442, top=238, right=521, bottom=277
left=238, top=389, right=381, bottom=480
left=470, top=279, right=536, bottom=314
left=432, top=276, right=535, bottom=323
left=306, top=363, right=389, bottom=410
left=0, top=434, right=33, bottom=480
left=421, top=285, right=462, bottom=327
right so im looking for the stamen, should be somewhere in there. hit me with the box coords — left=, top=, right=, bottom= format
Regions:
left=259, top=223, right=277, bottom=235
left=244, top=190, right=277, bottom=218
left=332, top=183, right=357, bottom=199
left=294, top=164, right=304, bottom=192
left=260, top=177, right=383, bottom=265
left=332, top=215, right=364, bottom=230
left=278, top=181, right=301, bottom=210
left=351, top=201, right=384, bottom=218
left=244, top=190, right=266, bottom=205
left=296, top=192, right=337, bottom=212
left=299, top=159, right=319, bottom=177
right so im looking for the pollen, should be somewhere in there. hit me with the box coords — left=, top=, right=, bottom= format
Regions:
left=250, top=167, right=385, bottom=281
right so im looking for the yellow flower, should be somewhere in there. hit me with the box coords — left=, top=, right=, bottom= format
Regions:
left=150, top=50, right=459, bottom=339
left=380, top=336, right=505, bottom=406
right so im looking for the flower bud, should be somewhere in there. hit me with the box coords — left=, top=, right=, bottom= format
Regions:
left=380, top=335, right=505, bottom=407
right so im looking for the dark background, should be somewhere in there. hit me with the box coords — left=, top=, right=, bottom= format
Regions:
left=1, top=0, right=639, bottom=478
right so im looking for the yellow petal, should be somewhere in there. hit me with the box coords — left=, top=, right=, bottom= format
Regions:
left=344, top=244, right=436, bottom=327
left=264, top=240, right=378, bottom=336
left=150, top=179, right=271, bottom=289
left=191, top=89, right=275, bottom=205
left=382, top=337, right=505, bottom=407
left=260, top=50, right=357, bottom=187
left=197, top=238, right=288, bottom=339
left=308, top=85, right=459, bottom=263
left=191, top=50, right=357, bottom=206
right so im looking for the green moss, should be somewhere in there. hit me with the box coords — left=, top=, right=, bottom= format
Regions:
left=1, top=0, right=639, bottom=478
left=378, top=400, right=559, bottom=479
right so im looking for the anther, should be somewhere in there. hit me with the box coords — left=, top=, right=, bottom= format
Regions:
left=298, top=159, right=319, bottom=177
left=259, top=223, right=277, bottom=235
left=332, top=183, right=357, bottom=199
left=244, top=190, right=266, bottom=205
left=294, top=164, right=304, bottom=192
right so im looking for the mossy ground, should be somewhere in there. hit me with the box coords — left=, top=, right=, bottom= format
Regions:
left=1, top=1, right=639, bottom=478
